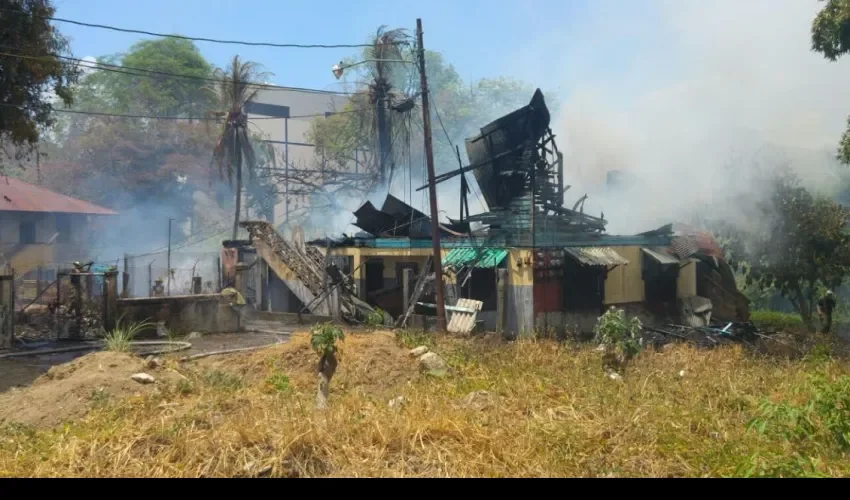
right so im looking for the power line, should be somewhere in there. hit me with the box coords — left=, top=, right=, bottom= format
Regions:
left=0, top=48, right=352, bottom=96
left=0, top=102, right=369, bottom=121
left=0, top=8, right=404, bottom=50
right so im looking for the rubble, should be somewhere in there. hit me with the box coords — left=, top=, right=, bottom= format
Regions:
left=418, top=352, right=448, bottom=376
left=642, top=321, right=761, bottom=349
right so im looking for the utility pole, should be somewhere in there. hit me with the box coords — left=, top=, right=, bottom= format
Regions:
left=166, top=218, right=173, bottom=296
left=375, top=78, right=390, bottom=184
left=417, top=18, right=447, bottom=332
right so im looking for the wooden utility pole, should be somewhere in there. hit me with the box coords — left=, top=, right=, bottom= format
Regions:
left=417, top=18, right=447, bottom=332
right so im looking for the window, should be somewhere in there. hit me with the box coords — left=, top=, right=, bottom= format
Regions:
left=56, top=214, right=71, bottom=243
left=19, top=221, right=36, bottom=244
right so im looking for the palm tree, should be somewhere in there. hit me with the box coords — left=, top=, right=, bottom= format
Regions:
left=209, top=56, right=269, bottom=240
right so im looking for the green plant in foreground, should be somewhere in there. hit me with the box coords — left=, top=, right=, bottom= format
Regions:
left=103, top=316, right=155, bottom=353
left=593, top=307, right=643, bottom=374
left=365, top=308, right=387, bottom=329
left=311, top=322, right=344, bottom=409
left=265, top=372, right=291, bottom=394
left=747, top=373, right=850, bottom=453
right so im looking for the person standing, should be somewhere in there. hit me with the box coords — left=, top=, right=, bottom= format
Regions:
left=817, top=290, right=837, bottom=334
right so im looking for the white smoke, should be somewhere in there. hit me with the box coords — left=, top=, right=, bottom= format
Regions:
left=546, top=0, right=850, bottom=234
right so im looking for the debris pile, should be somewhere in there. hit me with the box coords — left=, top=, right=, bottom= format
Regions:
left=643, top=321, right=761, bottom=349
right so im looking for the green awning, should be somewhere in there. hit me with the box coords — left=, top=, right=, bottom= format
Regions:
left=443, top=247, right=508, bottom=270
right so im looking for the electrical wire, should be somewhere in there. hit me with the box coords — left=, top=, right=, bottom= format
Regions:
left=0, top=101, right=370, bottom=121
left=0, top=48, right=353, bottom=96
left=0, top=8, right=404, bottom=50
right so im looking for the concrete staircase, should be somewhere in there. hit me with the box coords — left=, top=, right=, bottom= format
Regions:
left=242, top=220, right=330, bottom=316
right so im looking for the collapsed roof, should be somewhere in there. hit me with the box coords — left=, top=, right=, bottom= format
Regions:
left=353, top=194, right=465, bottom=238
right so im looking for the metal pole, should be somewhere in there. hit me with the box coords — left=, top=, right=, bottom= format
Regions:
left=417, top=18, right=447, bottom=332
left=284, top=117, right=290, bottom=224
left=166, top=218, right=173, bottom=296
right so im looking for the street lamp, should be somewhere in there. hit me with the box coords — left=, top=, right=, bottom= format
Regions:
left=331, top=59, right=416, bottom=80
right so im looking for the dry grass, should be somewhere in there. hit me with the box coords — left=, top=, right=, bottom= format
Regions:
left=1, top=329, right=849, bottom=477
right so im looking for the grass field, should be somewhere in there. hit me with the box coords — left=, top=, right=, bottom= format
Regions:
left=1, top=321, right=849, bottom=477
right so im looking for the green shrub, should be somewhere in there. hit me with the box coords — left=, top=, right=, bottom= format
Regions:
left=103, top=316, right=155, bottom=353
left=750, top=310, right=805, bottom=332
left=593, top=308, right=643, bottom=374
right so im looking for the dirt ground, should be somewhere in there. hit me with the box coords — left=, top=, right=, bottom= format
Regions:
left=0, top=330, right=291, bottom=428
left=0, top=351, right=183, bottom=428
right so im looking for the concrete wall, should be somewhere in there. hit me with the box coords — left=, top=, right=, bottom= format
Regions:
left=507, top=249, right=534, bottom=336
left=244, top=309, right=336, bottom=327
left=117, top=294, right=241, bottom=336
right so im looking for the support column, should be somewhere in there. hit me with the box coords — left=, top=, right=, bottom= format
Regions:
left=496, top=268, right=507, bottom=336
left=402, top=268, right=413, bottom=317
left=104, top=271, right=118, bottom=332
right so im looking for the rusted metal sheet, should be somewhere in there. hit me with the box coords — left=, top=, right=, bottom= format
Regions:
left=533, top=276, right=562, bottom=314
left=563, top=246, right=629, bottom=267
left=0, top=177, right=116, bottom=215
left=447, top=298, right=483, bottom=334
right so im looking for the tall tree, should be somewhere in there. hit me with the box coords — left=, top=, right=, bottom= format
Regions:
left=209, top=56, right=268, bottom=239
left=811, top=0, right=850, bottom=164
left=0, top=0, right=79, bottom=165
left=719, top=169, right=850, bottom=329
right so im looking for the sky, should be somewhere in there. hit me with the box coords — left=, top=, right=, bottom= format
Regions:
left=52, top=0, right=850, bottom=235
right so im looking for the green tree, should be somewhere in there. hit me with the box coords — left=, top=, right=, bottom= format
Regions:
left=0, top=0, right=78, bottom=164
left=209, top=56, right=269, bottom=239
left=309, top=28, right=540, bottom=191
left=720, top=170, right=850, bottom=329
left=811, top=0, right=850, bottom=164
left=310, top=322, right=344, bottom=409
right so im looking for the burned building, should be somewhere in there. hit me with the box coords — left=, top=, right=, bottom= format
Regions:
left=233, top=89, right=748, bottom=336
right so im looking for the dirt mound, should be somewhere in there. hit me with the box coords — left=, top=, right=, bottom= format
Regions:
left=0, top=351, right=180, bottom=428
left=199, top=330, right=418, bottom=392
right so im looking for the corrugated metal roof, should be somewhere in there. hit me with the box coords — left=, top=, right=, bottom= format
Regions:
left=564, top=246, right=629, bottom=267
left=443, top=247, right=508, bottom=270
left=447, top=298, right=483, bottom=334
left=642, top=247, right=681, bottom=265
left=0, top=177, right=116, bottom=215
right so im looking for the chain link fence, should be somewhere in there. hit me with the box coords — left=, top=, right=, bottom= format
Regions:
left=125, top=251, right=220, bottom=298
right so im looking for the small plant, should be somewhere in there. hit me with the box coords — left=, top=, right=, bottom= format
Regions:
left=89, top=388, right=110, bottom=407
left=103, top=315, right=155, bottom=353
left=311, top=322, right=344, bottom=409
left=175, top=379, right=194, bottom=395
left=747, top=373, right=850, bottom=452
left=365, top=308, right=388, bottom=329
left=396, top=328, right=434, bottom=349
left=593, top=307, right=643, bottom=374
left=202, top=370, right=243, bottom=391
left=265, top=372, right=292, bottom=394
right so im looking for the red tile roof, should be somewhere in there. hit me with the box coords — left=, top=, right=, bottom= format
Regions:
left=0, top=177, right=117, bottom=216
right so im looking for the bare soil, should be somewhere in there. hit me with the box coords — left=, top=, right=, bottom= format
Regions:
left=0, top=351, right=181, bottom=428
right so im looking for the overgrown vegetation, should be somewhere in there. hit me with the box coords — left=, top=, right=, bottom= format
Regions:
left=365, top=308, right=388, bottom=329
left=2, top=330, right=850, bottom=477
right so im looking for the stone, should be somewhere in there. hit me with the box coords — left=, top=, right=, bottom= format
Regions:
left=461, top=390, right=494, bottom=411
left=678, top=370, right=686, bottom=378
left=144, top=356, right=162, bottom=369
left=607, top=372, right=623, bottom=381
left=186, top=332, right=202, bottom=340
left=409, top=346, right=429, bottom=357
left=130, top=373, right=155, bottom=384
left=388, top=396, right=407, bottom=409
left=418, top=352, right=448, bottom=375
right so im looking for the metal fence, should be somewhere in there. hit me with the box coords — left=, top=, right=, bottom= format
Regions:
left=124, top=250, right=221, bottom=298
left=0, top=275, right=14, bottom=349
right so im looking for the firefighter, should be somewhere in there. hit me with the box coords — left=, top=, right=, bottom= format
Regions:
left=817, top=290, right=837, bottom=334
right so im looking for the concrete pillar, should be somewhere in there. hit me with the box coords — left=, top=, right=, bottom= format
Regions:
left=192, top=276, right=202, bottom=295
left=70, top=272, right=82, bottom=339
left=103, top=271, right=118, bottom=332
left=402, top=268, right=413, bottom=316
left=496, top=268, right=507, bottom=336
